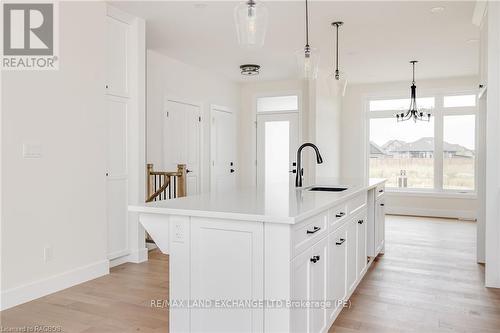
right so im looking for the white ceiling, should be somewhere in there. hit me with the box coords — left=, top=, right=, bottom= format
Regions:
left=112, top=1, right=479, bottom=84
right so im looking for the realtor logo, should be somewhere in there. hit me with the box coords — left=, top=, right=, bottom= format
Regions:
left=2, top=2, right=58, bottom=70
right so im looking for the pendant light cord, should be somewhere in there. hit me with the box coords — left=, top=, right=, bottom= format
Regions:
left=305, top=0, right=309, bottom=47
left=335, top=24, right=339, bottom=72
left=412, top=62, right=415, bottom=84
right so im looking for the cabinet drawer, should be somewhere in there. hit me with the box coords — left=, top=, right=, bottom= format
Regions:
left=329, top=203, right=347, bottom=230
left=292, top=211, right=328, bottom=257
left=347, top=193, right=367, bottom=215
left=376, top=184, right=385, bottom=198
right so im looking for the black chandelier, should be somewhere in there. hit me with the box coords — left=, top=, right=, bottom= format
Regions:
left=396, top=61, right=431, bottom=122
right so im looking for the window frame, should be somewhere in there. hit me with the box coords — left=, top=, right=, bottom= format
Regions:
left=365, top=90, right=478, bottom=195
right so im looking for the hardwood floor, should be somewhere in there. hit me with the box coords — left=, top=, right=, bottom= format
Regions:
left=0, top=251, right=169, bottom=333
left=1, top=216, right=499, bottom=332
left=330, top=216, right=500, bottom=333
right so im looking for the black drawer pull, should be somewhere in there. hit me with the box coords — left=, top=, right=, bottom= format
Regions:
left=336, top=238, right=346, bottom=245
left=306, top=226, right=321, bottom=234
left=378, top=189, right=384, bottom=193
left=380, top=203, right=385, bottom=207
left=358, top=219, right=364, bottom=224
left=335, top=212, right=345, bottom=218
left=310, top=255, right=320, bottom=263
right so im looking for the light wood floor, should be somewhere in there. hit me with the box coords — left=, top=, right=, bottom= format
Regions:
left=1, top=216, right=500, bottom=333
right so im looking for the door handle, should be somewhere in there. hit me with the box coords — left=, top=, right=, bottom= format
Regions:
left=306, top=226, right=321, bottom=234
left=336, top=238, right=346, bottom=245
left=310, top=255, right=320, bottom=263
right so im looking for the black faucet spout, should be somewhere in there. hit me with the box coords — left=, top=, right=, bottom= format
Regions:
left=295, top=143, right=324, bottom=188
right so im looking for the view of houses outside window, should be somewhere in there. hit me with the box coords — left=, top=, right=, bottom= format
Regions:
left=368, top=94, right=476, bottom=191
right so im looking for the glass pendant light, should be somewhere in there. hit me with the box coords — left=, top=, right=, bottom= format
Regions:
left=296, top=0, right=319, bottom=79
left=234, top=0, right=268, bottom=48
left=395, top=61, right=432, bottom=122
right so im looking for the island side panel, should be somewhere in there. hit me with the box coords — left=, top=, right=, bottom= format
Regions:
left=169, top=215, right=191, bottom=333
left=264, top=222, right=292, bottom=333
left=189, top=217, right=264, bottom=332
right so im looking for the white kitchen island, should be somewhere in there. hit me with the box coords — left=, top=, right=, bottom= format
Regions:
left=130, top=179, right=386, bottom=333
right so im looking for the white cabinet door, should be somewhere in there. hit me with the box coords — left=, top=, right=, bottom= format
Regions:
left=190, top=218, right=263, bottom=333
left=211, top=106, right=236, bottom=193
left=105, top=16, right=128, bottom=97
left=164, top=100, right=201, bottom=195
left=356, top=215, right=367, bottom=277
left=106, top=96, right=129, bottom=259
left=291, top=249, right=309, bottom=333
left=309, top=237, right=328, bottom=333
left=375, top=197, right=386, bottom=254
left=346, top=219, right=358, bottom=294
left=328, top=226, right=346, bottom=321
left=291, top=237, right=328, bottom=333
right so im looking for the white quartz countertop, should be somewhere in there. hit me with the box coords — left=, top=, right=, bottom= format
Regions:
left=129, top=178, right=386, bottom=224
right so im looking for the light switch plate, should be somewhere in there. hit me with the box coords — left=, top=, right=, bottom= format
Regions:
left=23, top=144, right=42, bottom=158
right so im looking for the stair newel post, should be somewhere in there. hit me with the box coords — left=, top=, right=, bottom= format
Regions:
left=177, top=164, right=187, bottom=197
left=146, top=163, right=154, bottom=202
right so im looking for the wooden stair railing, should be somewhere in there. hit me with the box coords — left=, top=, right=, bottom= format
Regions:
left=146, top=163, right=187, bottom=203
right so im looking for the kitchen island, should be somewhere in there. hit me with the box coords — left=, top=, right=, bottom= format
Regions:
left=129, top=179, right=386, bottom=333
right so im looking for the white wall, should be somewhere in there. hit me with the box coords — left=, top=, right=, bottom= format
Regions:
left=1, top=2, right=108, bottom=309
left=314, top=74, right=342, bottom=181
left=341, top=76, right=480, bottom=219
left=146, top=50, right=240, bottom=193
left=485, top=1, right=500, bottom=288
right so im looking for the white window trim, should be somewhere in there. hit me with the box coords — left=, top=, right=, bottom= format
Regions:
left=365, top=90, right=478, bottom=195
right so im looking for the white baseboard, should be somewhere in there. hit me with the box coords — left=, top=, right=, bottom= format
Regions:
left=386, top=206, right=477, bottom=220
left=0, top=260, right=109, bottom=311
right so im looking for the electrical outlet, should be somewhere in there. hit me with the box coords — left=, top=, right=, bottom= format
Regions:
left=173, top=222, right=185, bottom=243
left=44, top=246, right=53, bottom=262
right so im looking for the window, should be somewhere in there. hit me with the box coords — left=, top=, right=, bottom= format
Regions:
left=443, top=115, right=475, bottom=190
left=370, top=118, right=434, bottom=189
left=257, top=95, right=298, bottom=113
left=367, top=93, right=477, bottom=192
left=369, top=97, right=435, bottom=112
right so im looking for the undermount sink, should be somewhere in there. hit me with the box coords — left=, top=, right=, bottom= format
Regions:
left=307, top=186, right=348, bottom=192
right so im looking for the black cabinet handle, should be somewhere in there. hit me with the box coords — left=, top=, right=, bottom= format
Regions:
left=306, top=226, right=321, bottom=234
left=380, top=203, right=385, bottom=206
left=186, top=169, right=192, bottom=174
left=230, top=169, right=235, bottom=173
left=336, top=238, right=346, bottom=245
left=379, top=189, right=384, bottom=193
left=335, top=212, right=345, bottom=218
left=310, top=255, right=320, bottom=263
left=358, top=219, right=364, bottom=224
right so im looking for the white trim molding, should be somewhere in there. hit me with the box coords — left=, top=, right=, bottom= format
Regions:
left=0, top=260, right=109, bottom=311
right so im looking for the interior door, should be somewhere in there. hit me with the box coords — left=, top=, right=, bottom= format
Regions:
left=106, top=96, right=129, bottom=259
left=164, top=100, right=201, bottom=195
left=256, top=113, right=299, bottom=189
left=211, top=106, right=236, bottom=193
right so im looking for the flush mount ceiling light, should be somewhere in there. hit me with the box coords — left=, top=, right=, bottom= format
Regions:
left=395, top=61, right=432, bottom=122
left=296, top=0, right=319, bottom=79
left=331, top=21, right=343, bottom=80
left=240, top=64, right=260, bottom=76
left=234, top=0, right=268, bottom=48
